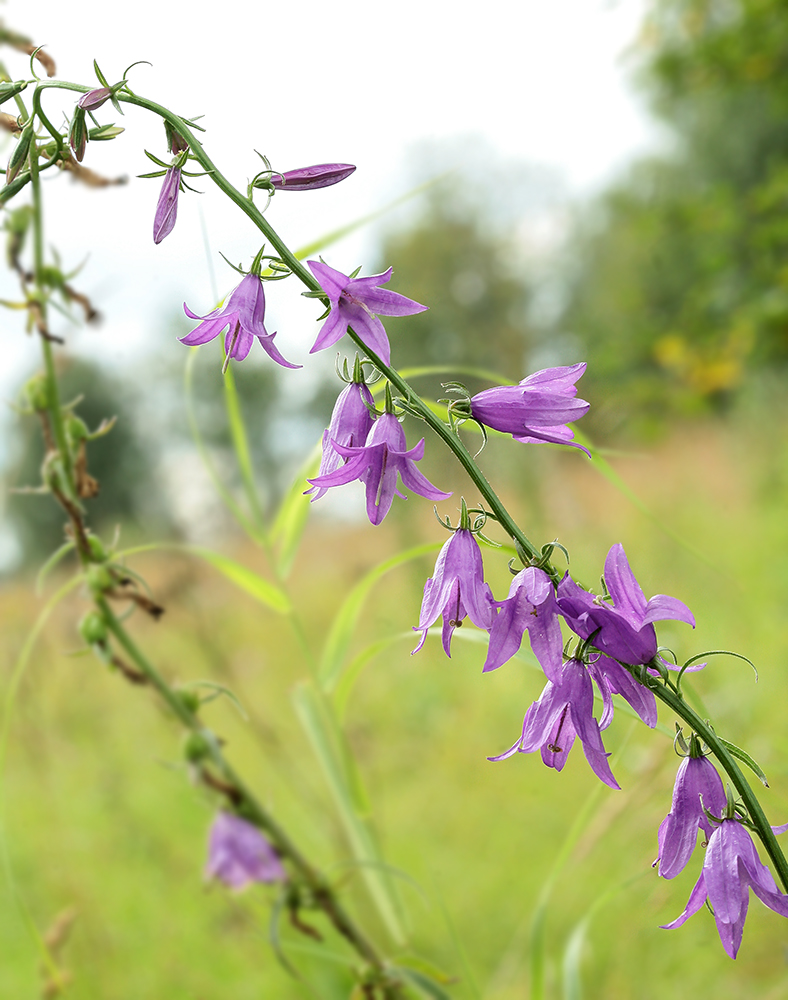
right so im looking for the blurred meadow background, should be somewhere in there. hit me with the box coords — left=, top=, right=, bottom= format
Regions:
left=5, top=0, right=788, bottom=997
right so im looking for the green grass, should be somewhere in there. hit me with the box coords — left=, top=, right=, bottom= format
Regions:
left=5, top=410, right=788, bottom=998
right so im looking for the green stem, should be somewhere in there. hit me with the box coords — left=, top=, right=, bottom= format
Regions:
left=29, top=135, right=74, bottom=489
left=96, top=595, right=393, bottom=977
left=643, top=672, right=788, bottom=891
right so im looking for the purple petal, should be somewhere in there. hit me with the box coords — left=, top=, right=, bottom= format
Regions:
left=310, top=306, right=348, bottom=354
left=642, top=594, right=696, bottom=628
left=180, top=316, right=229, bottom=346
left=153, top=167, right=181, bottom=245
left=272, top=163, right=355, bottom=191
left=307, top=259, right=347, bottom=304
left=604, top=544, right=648, bottom=626
left=349, top=282, right=428, bottom=318
left=540, top=706, right=576, bottom=771
left=257, top=332, right=301, bottom=369
left=661, top=872, right=708, bottom=930
left=520, top=363, right=587, bottom=393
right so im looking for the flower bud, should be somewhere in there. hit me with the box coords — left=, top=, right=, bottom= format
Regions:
left=271, top=163, right=356, bottom=192
left=6, top=118, right=34, bottom=184
left=66, top=415, right=89, bottom=443
left=69, top=108, right=88, bottom=163
left=86, top=563, right=114, bottom=595
left=23, top=373, right=50, bottom=411
left=79, top=611, right=108, bottom=646
left=78, top=87, right=111, bottom=111
left=164, top=121, right=188, bottom=155
left=86, top=534, right=108, bottom=562
left=182, top=730, right=209, bottom=762
left=0, top=80, right=28, bottom=108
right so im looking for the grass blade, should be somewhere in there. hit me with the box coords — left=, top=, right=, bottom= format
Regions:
left=271, top=443, right=321, bottom=578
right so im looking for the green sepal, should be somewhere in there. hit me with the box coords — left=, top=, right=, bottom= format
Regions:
left=718, top=737, right=769, bottom=787
left=78, top=611, right=108, bottom=646
left=88, top=124, right=124, bottom=141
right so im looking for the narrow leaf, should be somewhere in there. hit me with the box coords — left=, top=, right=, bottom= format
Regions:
left=292, top=681, right=405, bottom=944
left=718, top=737, right=769, bottom=787
left=397, top=967, right=455, bottom=1000
left=223, top=361, right=265, bottom=535
left=35, top=540, right=76, bottom=594
left=318, top=543, right=442, bottom=693
left=271, top=443, right=321, bottom=578
left=189, top=547, right=290, bottom=614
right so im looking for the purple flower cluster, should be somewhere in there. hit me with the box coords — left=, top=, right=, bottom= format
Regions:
left=412, top=533, right=693, bottom=791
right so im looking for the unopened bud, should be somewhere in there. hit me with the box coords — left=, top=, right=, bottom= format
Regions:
left=182, top=730, right=209, bottom=762
left=164, top=121, right=189, bottom=155
left=86, top=534, right=108, bottom=562
left=69, top=108, right=88, bottom=162
left=86, top=563, right=114, bottom=595
left=0, top=112, right=20, bottom=135
left=23, top=373, right=50, bottom=411
left=270, top=163, right=356, bottom=192
left=79, top=611, right=108, bottom=646
left=6, top=118, right=34, bottom=184
left=66, top=415, right=89, bottom=443
left=78, top=87, right=111, bottom=111
left=0, top=80, right=28, bottom=108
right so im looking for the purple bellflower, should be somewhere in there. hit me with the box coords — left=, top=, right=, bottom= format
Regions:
left=412, top=525, right=496, bottom=656
left=482, top=566, right=563, bottom=682
left=307, top=260, right=427, bottom=366
left=153, top=167, right=181, bottom=245
left=306, top=411, right=451, bottom=526
left=272, top=163, right=356, bottom=191
left=78, top=87, right=112, bottom=111
left=557, top=544, right=695, bottom=665
left=469, top=364, right=591, bottom=452
left=306, top=379, right=375, bottom=502
left=489, top=658, right=620, bottom=790
left=181, top=272, right=300, bottom=368
left=205, top=812, right=286, bottom=889
left=657, top=752, right=727, bottom=879
left=662, top=818, right=788, bottom=958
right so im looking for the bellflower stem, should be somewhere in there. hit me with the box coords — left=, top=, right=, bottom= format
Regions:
left=96, top=596, right=397, bottom=983
left=644, top=674, right=788, bottom=891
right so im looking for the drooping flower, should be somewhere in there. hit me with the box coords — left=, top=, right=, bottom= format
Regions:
left=587, top=653, right=658, bottom=729
left=657, top=752, right=727, bottom=879
left=557, top=544, right=695, bottom=665
left=489, top=658, right=620, bottom=789
left=153, top=166, right=181, bottom=245
left=662, top=818, right=788, bottom=959
left=78, top=87, right=112, bottom=111
left=272, top=163, right=356, bottom=191
left=205, top=812, right=286, bottom=889
left=412, top=527, right=495, bottom=656
left=181, top=272, right=300, bottom=368
left=307, top=260, right=427, bottom=366
left=306, top=380, right=375, bottom=502
left=469, top=364, right=590, bottom=452
left=482, top=566, right=563, bottom=682
left=306, top=411, right=451, bottom=525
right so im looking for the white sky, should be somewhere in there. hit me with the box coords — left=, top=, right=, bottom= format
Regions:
left=0, top=0, right=654, bottom=428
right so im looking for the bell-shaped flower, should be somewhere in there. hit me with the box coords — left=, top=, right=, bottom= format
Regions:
left=306, top=411, right=451, bottom=525
left=587, top=653, right=658, bottom=729
left=557, top=544, right=695, bottom=665
left=469, top=364, right=590, bottom=452
left=306, top=380, right=375, bottom=502
left=483, top=566, right=563, bottom=681
left=489, top=658, right=620, bottom=790
left=205, top=812, right=286, bottom=889
left=181, top=273, right=300, bottom=368
left=662, top=818, right=788, bottom=958
left=412, top=527, right=495, bottom=656
left=153, top=166, right=181, bottom=245
left=308, top=260, right=427, bottom=366
left=657, top=753, right=727, bottom=879
left=272, top=163, right=356, bottom=191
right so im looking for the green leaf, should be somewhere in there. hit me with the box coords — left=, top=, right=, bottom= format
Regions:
left=396, top=966, right=456, bottom=1000
left=223, top=361, right=265, bottom=535
left=187, top=547, right=291, bottom=614
left=181, top=680, right=249, bottom=720
left=318, top=543, right=442, bottom=693
left=271, top=442, right=321, bottom=578
left=35, top=540, right=76, bottom=594
left=573, top=428, right=726, bottom=575
left=184, top=348, right=263, bottom=542
left=293, top=175, right=448, bottom=260
left=292, top=681, right=406, bottom=944
left=333, top=633, right=410, bottom=722
left=718, top=737, right=769, bottom=787
left=116, top=541, right=290, bottom=615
